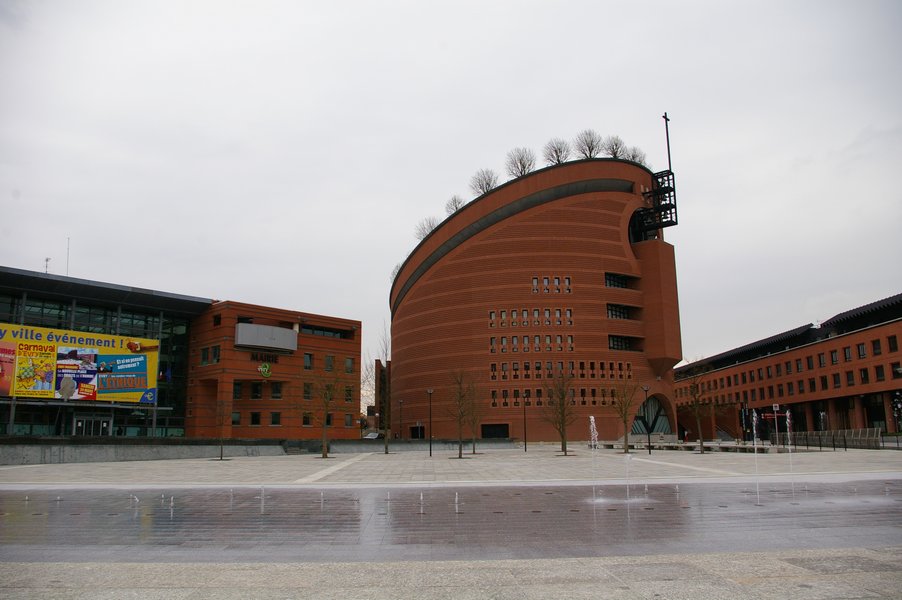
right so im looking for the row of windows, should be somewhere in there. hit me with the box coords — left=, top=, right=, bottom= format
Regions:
left=488, top=387, right=625, bottom=408
left=489, top=308, right=573, bottom=327
left=604, top=273, right=637, bottom=289
left=490, top=335, right=575, bottom=353
left=607, top=304, right=634, bottom=320
left=490, top=361, right=633, bottom=380
left=1, top=295, right=163, bottom=337
left=489, top=335, right=641, bottom=353
left=231, top=411, right=357, bottom=427
left=531, top=275, right=572, bottom=294
left=303, top=353, right=354, bottom=373
left=200, top=345, right=221, bottom=365
left=679, top=361, right=902, bottom=405
left=691, top=335, right=899, bottom=392
left=232, top=381, right=356, bottom=402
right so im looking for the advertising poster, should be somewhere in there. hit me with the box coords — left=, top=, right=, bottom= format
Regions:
left=0, top=323, right=159, bottom=404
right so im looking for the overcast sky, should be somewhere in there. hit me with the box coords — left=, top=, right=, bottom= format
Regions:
left=2, top=0, right=900, bottom=378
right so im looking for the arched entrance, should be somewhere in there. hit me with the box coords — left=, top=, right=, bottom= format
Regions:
left=631, top=395, right=672, bottom=435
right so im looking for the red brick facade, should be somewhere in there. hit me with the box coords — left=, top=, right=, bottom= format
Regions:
left=675, top=298, right=902, bottom=441
left=390, top=159, right=682, bottom=442
left=186, top=301, right=362, bottom=441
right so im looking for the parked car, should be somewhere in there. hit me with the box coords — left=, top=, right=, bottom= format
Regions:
left=363, top=431, right=384, bottom=439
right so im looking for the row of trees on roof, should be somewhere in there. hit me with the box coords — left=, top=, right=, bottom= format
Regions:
left=405, top=129, right=647, bottom=264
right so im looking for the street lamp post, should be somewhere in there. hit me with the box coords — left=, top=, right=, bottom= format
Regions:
left=523, top=396, right=528, bottom=452
left=399, top=399, right=403, bottom=440
left=642, top=385, right=651, bottom=455
left=427, top=388, right=433, bottom=457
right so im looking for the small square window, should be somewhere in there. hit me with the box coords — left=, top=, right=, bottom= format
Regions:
left=250, top=412, right=261, bottom=426
left=270, top=412, right=281, bottom=426
left=271, top=382, right=282, bottom=399
left=231, top=412, right=240, bottom=425
left=251, top=382, right=263, bottom=399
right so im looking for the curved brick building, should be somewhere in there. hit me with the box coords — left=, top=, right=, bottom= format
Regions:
left=389, top=159, right=682, bottom=443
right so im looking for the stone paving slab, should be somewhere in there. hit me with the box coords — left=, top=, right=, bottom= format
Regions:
left=1, top=447, right=901, bottom=598
left=2, top=547, right=902, bottom=599
left=0, top=446, right=900, bottom=487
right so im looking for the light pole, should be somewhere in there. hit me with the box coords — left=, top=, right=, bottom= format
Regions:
left=427, top=388, right=433, bottom=457
left=642, top=385, right=651, bottom=455
left=399, top=399, right=403, bottom=440
left=523, top=395, right=528, bottom=452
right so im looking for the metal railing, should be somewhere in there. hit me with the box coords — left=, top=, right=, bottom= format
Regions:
left=774, top=428, right=882, bottom=450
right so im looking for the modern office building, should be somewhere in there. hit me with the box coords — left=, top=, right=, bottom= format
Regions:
left=186, top=300, right=362, bottom=441
left=674, top=293, right=902, bottom=441
left=0, top=266, right=361, bottom=441
left=389, top=158, right=682, bottom=442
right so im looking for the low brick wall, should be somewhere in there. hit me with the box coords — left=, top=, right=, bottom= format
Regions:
left=0, top=437, right=287, bottom=465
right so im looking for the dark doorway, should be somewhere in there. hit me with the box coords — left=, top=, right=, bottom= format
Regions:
left=481, top=423, right=509, bottom=439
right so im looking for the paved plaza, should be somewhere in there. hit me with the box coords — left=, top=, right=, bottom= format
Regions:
left=1, top=445, right=901, bottom=599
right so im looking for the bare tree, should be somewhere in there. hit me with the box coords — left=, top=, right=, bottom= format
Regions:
left=681, top=368, right=712, bottom=454
left=505, top=147, right=536, bottom=178
left=608, top=379, right=641, bottom=453
left=464, top=376, right=484, bottom=454
left=601, top=135, right=626, bottom=159
left=541, top=369, right=578, bottom=455
left=310, top=366, right=348, bottom=459
left=469, top=168, right=499, bottom=196
left=375, top=322, right=391, bottom=455
left=624, top=145, right=647, bottom=165
left=414, top=216, right=439, bottom=240
left=389, top=262, right=402, bottom=283
left=445, top=195, right=465, bottom=215
left=573, top=129, right=603, bottom=159
left=542, top=137, right=571, bottom=165
left=448, top=371, right=477, bottom=458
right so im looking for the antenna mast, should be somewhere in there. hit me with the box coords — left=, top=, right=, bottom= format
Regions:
left=663, top=112, right=672, bottom=172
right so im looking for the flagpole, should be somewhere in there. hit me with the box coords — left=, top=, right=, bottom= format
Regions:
left=752, top=409, right=761, bottom=506
left=787, top=409, right=795, bottom=499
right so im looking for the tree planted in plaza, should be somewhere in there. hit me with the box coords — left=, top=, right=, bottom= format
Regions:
left=541, top=369, right=578, bottom=455
left=607, top=378, right=641, bottom=454
left=447, top=370, right=477, bottom=459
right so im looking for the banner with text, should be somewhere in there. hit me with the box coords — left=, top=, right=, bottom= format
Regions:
left=0, top=323, right=159, bottom=404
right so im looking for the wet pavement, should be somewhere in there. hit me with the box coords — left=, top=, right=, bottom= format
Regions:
left=1, top=446, right=901, bottom=598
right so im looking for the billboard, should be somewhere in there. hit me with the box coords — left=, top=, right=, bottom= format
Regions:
left=0, top=323, right=159, bottom=404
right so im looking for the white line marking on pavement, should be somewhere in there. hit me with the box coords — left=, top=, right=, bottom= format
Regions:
left=598, top=454, right=741, bottom=475
left=293, top=452, right=372, bottom=483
